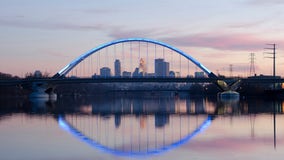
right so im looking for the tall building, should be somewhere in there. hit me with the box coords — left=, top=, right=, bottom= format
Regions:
left=114, top=59, right=121, bottom=77
left=155, top=59, right=169, bottom=77
left=164, top=61, right=169, bottom=76
left=133, top=67, right=143, bottom=77
left=100, top=67, right=111, bottom=77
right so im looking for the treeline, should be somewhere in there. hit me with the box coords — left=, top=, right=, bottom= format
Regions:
left=0, top=70, right=51, bottom=80
left=0, top=72, right=26, bottom=97
left=0, top=72, right=20, bottom=80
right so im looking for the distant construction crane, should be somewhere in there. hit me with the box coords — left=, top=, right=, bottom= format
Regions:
left=229, top=64, right=233, bottom=77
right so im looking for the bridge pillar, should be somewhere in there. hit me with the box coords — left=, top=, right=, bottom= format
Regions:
left=215, top=79, right=241, bottom=101
left=218, top=90, right=240, bottom=101
left=29, top=82, right=57, bottom=101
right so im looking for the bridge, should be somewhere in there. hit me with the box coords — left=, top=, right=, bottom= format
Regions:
left=1, top=38, right=282, bottom=98
left=1, top=77, right=283, bottom=85
left=52, top=38, right=217, bottom=79
left=0, top=77, right=218, bottom=85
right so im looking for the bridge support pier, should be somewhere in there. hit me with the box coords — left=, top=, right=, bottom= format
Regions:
left=29, top=82, right=57, bottom=101
left=218, top=90, right=240, bottom=101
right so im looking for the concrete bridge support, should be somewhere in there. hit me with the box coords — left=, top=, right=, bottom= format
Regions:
left=29, top=82, right=57, bottom=101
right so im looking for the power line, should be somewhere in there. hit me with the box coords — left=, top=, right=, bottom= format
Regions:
left=264, top=44, right=276, bottom=77
left=249, top=53, right=256, bottom=76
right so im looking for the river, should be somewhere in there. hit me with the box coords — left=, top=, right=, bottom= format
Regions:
left=0, top=92, right=284, bottom=160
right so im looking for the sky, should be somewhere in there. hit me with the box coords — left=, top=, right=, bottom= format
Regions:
left=1, top=0, right=284, bottom=77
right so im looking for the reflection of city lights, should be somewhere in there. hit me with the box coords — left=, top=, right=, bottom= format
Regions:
left=282, top=102, right=284, bottom=112
left=79, top=105, right=92, bottom=114
left=140, top=116, right=146, bottom=129
left=204, top=105, right=216, bottom=114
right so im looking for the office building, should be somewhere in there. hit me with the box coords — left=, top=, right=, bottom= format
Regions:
left=114, top=59, right=121, bottom=77
left=155, top=58, right=169, bottom=77
left=100, top=67, right=111, bottom=77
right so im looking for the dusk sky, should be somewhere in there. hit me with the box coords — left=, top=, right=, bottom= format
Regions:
left=1, top=0, right=284, bottom=77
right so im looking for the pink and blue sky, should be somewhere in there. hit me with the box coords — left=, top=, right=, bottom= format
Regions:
left=1, top=0, right=284, bottom=77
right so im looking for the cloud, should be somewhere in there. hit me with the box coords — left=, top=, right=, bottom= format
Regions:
left=107, top=27, right=174, bottom=39
left=108, top=27, right=155, bottom=39
left=0, top=17, right=107, bottom=31
left=246, top=0, right=284, bottom=6
left=40, top=49, right=71, bottom=58
left=83, top=8, right=119, bottom=14
left=1, top=16, right=282, bottom=52
left=94, top=25, right=284, bottom=52
left=228, top=20, right=267, bottom=29
left=105, top=26, right=266, bottom=53
left=0, top=16, right=172, bottom=40
left=160, top=32, right=277, bottom=51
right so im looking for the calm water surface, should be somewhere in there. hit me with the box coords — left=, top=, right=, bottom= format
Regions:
left=1, top=92, right=284, bottom=160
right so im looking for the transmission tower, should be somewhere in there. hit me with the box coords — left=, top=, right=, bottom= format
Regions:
left=249, top=53, right=256, bottom=76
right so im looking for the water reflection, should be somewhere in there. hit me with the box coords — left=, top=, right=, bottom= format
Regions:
left=56, top=93, right=215, bottom=156
left=59, top=115, right=212, bottom=156
left=1, top=92, right=284, bottom=159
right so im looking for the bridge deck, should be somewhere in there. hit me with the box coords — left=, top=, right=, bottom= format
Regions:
left=0, top=77, right=284, bottom=86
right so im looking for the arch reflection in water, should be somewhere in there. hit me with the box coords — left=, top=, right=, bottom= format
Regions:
left=58, top=114, right=212, bottom=156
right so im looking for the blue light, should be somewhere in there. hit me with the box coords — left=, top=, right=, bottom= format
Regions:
left=58, top=115, right=212, bottom=157
left=56, top=38, right=213, bottom=77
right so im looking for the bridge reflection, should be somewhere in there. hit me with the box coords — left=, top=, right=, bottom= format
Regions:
left=55, top=94, right=215, bottom=156
left=59, top=114, right=212, bottom=156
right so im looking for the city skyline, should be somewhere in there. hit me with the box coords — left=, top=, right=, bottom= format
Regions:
left=1, top=0, right=284, bottom=77
left=98, top=58, right=186, bottom=78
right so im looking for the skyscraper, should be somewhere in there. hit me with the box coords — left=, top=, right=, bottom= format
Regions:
left=132, top=67, right=143, bottom=77
left=100, top=67, right=111, bottom=77
left=155, top=58, right=169, bottom=77
left=114, top=59, right=121, bottom=77
left=164, top=61, right=169, bottom=77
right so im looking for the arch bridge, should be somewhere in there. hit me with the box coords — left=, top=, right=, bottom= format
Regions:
left=53, top=38, right=217, bottom=79
left=31, top=38, right=240, bottom=99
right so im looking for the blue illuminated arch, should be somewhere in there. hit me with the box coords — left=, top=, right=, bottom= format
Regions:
left=58, top=115, right=212, bottom=157
left=54, top=38, right=216, bottom=78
